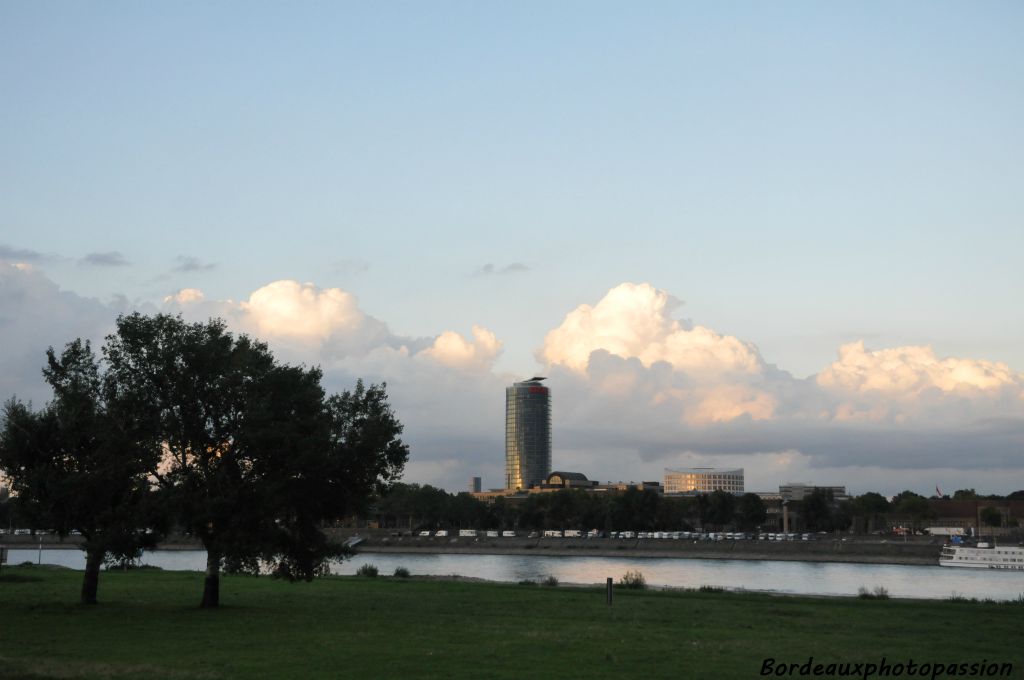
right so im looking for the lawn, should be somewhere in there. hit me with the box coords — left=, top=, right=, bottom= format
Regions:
left=0, top=566, right=1021, bottom=679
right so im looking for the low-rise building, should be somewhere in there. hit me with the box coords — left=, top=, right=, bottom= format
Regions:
left=778, top=484, right=848, bottom=502
left=664, top=468, right=744, bottom=494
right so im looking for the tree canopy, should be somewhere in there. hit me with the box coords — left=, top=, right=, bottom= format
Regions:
left=1, top=313, right=409, bottom=608
left=0, top=340, right=160, bottom=604
left=102, top=313, right=409, bottom=606
left=979, top=506, right=1003, bottom=528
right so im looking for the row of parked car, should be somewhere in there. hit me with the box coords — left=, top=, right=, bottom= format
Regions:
left=416, top=529, right=518, bottom=538
left=609, top=531, right=816, bottom=541
left=410, top=529, right=815, bottom=540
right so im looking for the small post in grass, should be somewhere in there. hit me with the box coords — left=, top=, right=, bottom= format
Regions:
left=606, top=577, right=613, bottom=607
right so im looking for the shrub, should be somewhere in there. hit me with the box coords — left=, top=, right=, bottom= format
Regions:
left=542, top=575, right=559, bottom=587
left=356, top=563, right=379, bottom=578
left=518, top=579, right=537, bottom=586
left=393, top=566, right=410, bottom=578
left=857, top=586, right=889, bottom=600
left=699, top=585, right=725, bottom=593
left=618, top=570, right=646, bottom=590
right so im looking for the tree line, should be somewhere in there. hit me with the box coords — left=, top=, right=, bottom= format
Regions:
left=375, top=484, right=770, bottom=532
left=0, top=314, right=408, bottom=607
left=374, top=485, right=1023, bottom=534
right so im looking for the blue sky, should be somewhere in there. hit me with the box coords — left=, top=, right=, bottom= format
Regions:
left=2, top=3, right=1022, bottom=493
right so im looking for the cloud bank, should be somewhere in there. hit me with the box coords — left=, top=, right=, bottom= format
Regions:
left=2, top=265, right=1021, bottom=494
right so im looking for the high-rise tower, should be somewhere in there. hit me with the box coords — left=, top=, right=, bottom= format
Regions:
left=505, top=377, right=551, bottom=490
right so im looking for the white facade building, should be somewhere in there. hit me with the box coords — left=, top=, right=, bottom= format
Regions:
left=664, top=468, right=744, bottom=494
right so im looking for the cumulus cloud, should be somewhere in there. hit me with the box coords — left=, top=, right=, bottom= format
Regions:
left=813, top=341, right=1024, bottom=425
left=819, top=341, right=1020, bottom=395
left=241, top=281, right=366, bottom=342
left=173, top=256, right=216, bottom=273
left=164, top=288, right=205, bottom=305
left=420, top=325, right=502, bottom=371
left=81, top=251, right=129, bottom=267
left=541, top=282, right=764, bottom=377
left=162, top=280, right=505, bottom=371
left=540, top=283, right=776, bottom=424
left=531, top=282, right=1024, bottom=492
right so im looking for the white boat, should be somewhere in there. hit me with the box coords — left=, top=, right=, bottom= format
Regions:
left=939, top=542, right=1024, bottom=570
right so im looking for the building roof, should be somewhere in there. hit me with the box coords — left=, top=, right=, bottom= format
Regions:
left=547, top=471, right=589, bottom=482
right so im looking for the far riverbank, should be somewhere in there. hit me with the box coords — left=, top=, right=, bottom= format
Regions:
left=2, top=530, right=950, bottom=566
left=335, top=531, right=944, bottom=566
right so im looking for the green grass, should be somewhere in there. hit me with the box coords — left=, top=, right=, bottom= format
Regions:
left=0, top=566, right=1021, bottom=679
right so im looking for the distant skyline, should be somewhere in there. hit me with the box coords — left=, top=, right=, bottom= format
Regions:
left=2, top=3, right=1022, bottom=495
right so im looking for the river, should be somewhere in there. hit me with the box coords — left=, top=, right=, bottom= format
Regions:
left=5, top=548, right=1022, bottom=601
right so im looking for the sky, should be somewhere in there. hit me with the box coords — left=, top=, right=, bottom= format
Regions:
left=2, top=2, right=1023, bottom=496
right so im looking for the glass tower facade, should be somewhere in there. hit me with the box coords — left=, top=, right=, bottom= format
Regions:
left=505, top=378, right=551, bottom=490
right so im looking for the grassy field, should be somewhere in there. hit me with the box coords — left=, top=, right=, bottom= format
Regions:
left=1, top=566, right=1022, bottom=679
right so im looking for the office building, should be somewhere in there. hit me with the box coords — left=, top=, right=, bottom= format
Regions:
left=664, top=467, right=744, bottom=494
left=505, top=377, right=551, bottom=490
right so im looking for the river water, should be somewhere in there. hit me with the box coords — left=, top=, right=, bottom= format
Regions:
left=6, top=548, right=1023, bottom=601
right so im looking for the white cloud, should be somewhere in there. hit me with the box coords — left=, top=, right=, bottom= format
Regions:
left=818, top=340, right=1021, bottom=395
left=164, top=288, right=205, bottom=304
left=814, top=341, right=1024, bottom=424
left=420, top=325, right=502, bottom=371
left=541, top=283, right=775, bottom=424
left=163, top=280, right=503, bottom=372
left=542, top=282, right=764, bottom=377
left=240, top=280, right=366, bottom=343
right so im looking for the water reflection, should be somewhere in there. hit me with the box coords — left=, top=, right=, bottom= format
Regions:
left=7, top=549, right=1023, bottom=601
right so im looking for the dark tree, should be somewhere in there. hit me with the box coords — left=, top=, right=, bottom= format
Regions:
left=610, top=488, right=660, bottom=532
left=695, top=493, right=711, bottom=529
left=852, top=492, right=890, bottom=515
left=735, top=493, right=767, bottom=530
left=0, top=340, right=160, bottom=604
left=0, top=484, right=9, bottom=530
left=891, top=490, right=935, bottom=530
left=801, top=489, right=835, bottom=531
left=447, top=492, right=490, bottom=529
left=103, top=313, right=408, bottom=607
left=655, top=497, right=691, bottom=531
left=979, top=506, right=1003, bottom=529
left=952, top=489, right=978, bottom=500
left=706, top=490, right=736, bottom=529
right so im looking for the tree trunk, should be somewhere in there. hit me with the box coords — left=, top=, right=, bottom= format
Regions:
left=200, top=549, right=221, bottom=608
left=81, top=548, right=103, bottom=605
